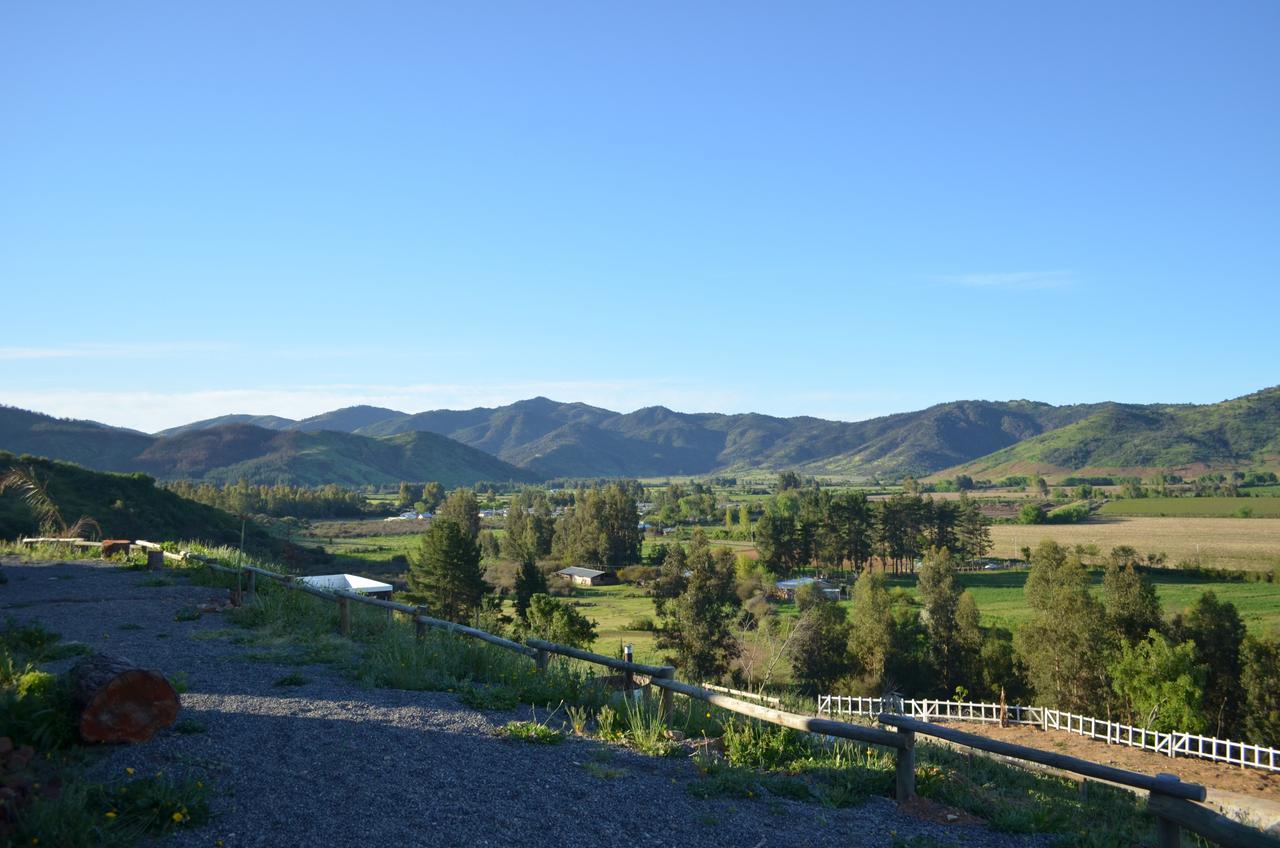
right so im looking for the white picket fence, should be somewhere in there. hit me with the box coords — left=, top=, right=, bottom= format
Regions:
left=816, top=695, right=1280, bottom=773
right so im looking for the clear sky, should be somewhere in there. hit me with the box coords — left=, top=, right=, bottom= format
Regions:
left=3, top=2, right=1278, bottom=432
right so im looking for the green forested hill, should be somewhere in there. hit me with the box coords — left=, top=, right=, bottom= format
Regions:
left=8, top=386, right=1280, bottom=483
left=355, top=397, right=1107, bottom=479
left=0, top=407, right=538, bottom=488
left=0, top=451, right=275, bottom=547
left=0, top=405, right=155, bottom=471
left=133, top=426, right=539, bottom=487
left=943, top=388, right=1280, bottom=478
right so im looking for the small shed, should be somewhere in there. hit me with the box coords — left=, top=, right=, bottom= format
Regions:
left=554, top=566, right=617, bottom=587
left=297, top=573, right=395, bottom=598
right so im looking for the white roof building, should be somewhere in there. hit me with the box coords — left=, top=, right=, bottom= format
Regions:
left=297, top=574, right=395, bottom=595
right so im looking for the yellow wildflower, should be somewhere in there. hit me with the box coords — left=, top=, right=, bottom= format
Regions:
left=172, top=811, right=185, bottom=823
left=105, top=811, right=117, bottom=819
left=125, top=767, right=135, bottom=775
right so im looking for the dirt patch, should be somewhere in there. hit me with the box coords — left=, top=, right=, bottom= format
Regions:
left=948, top=721, right=1280, bottom=802
left=898, top=793, right=986, bottom=826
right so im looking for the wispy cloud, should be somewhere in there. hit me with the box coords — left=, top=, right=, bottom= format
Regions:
left=0, top=342, right=227, bottom=361
left=934, top=271, right=1075, bottom=290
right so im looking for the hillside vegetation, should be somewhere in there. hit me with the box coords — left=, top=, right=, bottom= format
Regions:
left=6, top=386, right=1280, bottom=483
left=0, top=451, right=276, bottom=548
left=944, top=387, right=1280, bottom=479
left=0, top=408, right=537, bottom=488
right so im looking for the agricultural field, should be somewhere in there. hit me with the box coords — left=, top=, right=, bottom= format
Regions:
left=1098, top=496, right=1280, bottom=518
left=883, top=569, right=1280, bottom=635
left=988, top=516, right=1280, bottom=572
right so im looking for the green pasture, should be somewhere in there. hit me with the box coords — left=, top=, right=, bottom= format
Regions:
left=560, top=583, right=662, bottom=663
left=883, top=569, right=1280, bottom=635
left=1099, top=497, right=1280, bottom=518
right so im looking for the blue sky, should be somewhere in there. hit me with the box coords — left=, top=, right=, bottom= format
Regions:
left=2, top=2, right=1277, bottom=432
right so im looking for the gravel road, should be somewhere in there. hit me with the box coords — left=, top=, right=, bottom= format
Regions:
left=1, top=559, right=1054, bottom=848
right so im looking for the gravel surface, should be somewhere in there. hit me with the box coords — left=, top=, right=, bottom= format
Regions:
left=1, top=559, right=1055, bottom=848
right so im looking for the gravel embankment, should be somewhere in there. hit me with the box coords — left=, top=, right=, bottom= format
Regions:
left=1, top=559, right=1054, bottom=848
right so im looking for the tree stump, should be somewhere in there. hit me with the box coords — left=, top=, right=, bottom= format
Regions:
left=69, top=654, right=180, bottom=743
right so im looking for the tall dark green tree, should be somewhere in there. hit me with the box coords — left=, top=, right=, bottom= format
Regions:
left=1241, top=631, right=1280, bottom=746
left=789, top=593, right=852, bottom=694
left=655, top=535, right=740, bottom=681
left=1102, top=561, right=1163, bottom=644
left=407, top=518, right=487, bottom=623
left=551, top=484, right=641, bottom=567
left=513, top=558, right=548, bottom=621
left=1015, top=541, right=1113, bottom=711
left=1174, top=592, right=1246, bottom=736
left=917, top=547, right=971, bottom=693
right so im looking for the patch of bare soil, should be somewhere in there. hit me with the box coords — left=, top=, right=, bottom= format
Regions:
left=897, top=794, right=986, bottom=827
left=949, top=721, right=1280, bottom=802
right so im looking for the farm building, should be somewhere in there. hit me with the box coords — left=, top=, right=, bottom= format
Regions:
left=774, top=577, right=840, bottom=601
left=554, top=566, right=617, bottom=587
left=298, top=573, right=395, bottom=599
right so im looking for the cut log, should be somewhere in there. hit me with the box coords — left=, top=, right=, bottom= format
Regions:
left=69, top=653, right=180, bottom=743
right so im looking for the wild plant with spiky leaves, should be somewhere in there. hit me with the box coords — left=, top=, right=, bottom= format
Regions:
left=0, top=465, right=102, bottom=540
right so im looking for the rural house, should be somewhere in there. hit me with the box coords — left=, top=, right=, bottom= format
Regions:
left=554, top=566, right=617, bottom=587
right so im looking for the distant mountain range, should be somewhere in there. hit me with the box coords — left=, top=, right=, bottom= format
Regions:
left=3, top=387, right=1278, bottom=485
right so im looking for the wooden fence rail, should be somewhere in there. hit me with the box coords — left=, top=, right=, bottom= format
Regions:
left=30, top=538, right=1269, bottom=848
left=819, top=694, right=1280, bottom=774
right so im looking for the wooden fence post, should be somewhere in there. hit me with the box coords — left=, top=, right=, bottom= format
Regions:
left=895, top=728, right=916, bottom=800
left=535, top=648, right=549, bottom=673
left=415, top=606, right=428, bottom=639
left=339, top=597, right=351, bottom=636
left=246, top=569, right=256, bottom=597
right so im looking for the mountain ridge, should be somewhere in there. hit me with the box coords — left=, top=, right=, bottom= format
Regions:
left=6, top=387, right=1279, bottom=483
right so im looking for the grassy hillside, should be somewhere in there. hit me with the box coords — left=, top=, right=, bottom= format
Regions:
left=943, top=387, right=1280, bottom=479
left=0, top=451, right=275, bottom=548
left=354, top=397, right=1109, bottom=479
left=133, top=425, right=539, bottom=487
left=1, top=407, right=538, bottom=488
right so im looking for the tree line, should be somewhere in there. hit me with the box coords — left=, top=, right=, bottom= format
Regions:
left=163, top=480, right=369, bottom=519
left=753, top=489, right=992, bottom=576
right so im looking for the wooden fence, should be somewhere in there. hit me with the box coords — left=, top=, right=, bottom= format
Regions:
left=818, top=695, right=1280, bottom=774
left=19, top=537, right=1278, bottom=847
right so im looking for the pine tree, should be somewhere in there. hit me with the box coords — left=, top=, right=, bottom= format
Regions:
left=407, top=518, right=486, bottom=623
left=513, top=558, right=547, bottom=621
left=655, top=538, right=740, bottom=681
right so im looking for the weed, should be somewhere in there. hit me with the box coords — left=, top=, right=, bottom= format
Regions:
left=566, top=703, right=591, bottom=735
left=173, top=606, right=202, bottom=622
left=173, top=719, right=207, bottom=735
left=138, top=577, right=172, bottom=588
left=499, top=720, right=563, bottom=744
left=622, top=697, right=681, bottom=757
left=273, top=672, right=309, bottom=687
left=118, top=623, right=143, bottom=631
left=596, top=704, right=623, bottom=742
left=167, top=672, right=189, bottom=694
